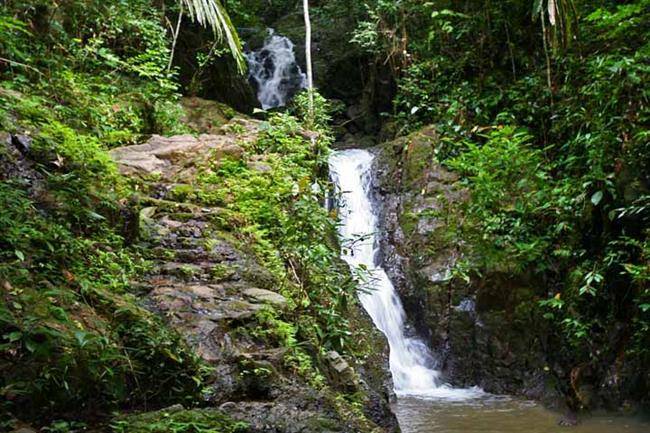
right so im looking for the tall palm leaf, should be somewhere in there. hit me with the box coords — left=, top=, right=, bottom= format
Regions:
left=169, top=0, right=246, bottom=74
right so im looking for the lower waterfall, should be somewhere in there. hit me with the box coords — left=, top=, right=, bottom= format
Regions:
left=329, top=148, right=482, bottom=399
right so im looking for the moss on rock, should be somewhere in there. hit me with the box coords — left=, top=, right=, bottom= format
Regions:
left=112, top=406, right=248, bottom=433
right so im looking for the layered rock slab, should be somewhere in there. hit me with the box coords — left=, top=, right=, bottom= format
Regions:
left=111, top=117, right=399, bottom=432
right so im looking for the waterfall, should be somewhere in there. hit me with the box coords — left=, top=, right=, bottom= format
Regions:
left=329, top=149, right=483, bottom=400
left=246, top=29, right=307, bottom=109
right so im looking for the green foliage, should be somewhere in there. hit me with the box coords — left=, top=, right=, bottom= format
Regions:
left=0, top=1, right=189, bottom=142
left=0, top=0, right=213, bottom=424
left=0, top=0, right=374, bottom=430
left=222, top=0, right=298, bottom=27
left=112, top=407, right=248, bottom=433
left=362, top=0, right=649, bottom=400
left=177, top=0, right=246, bottom=72
left=532, top=0, right=578, bottom=51
left=196, top=112, right=357, bottom=355
left=447, top=127, right=555, bottom=272
left=0, top=122, right=205, bottom=422
left=292, top=90, right=338, bottom=132
left=253, top=307, right=326, bottom=387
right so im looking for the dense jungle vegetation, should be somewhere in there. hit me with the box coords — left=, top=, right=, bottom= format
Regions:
left=351, top=0, right=648, bottom=408
left=0, top=0, right=648, bottom=431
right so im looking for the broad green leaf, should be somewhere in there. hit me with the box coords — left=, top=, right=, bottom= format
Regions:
left=591, top=190, right=604, bottom=206
left=6, top=331, right=22, bottom=342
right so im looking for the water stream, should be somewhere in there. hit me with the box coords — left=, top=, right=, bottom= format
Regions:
left=396, top=397, right=650, bottom=433
left=328, top=148, right=650, bottom=433
left=329, top=149, right=481, bottom=399
left=245, top=29, right=306, bottom=109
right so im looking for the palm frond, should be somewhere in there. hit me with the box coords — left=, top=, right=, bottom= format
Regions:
left=180, top=0, right=246, bottom=73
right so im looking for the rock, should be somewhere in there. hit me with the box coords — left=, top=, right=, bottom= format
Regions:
left=187, top=55, right=258, bottom=113
left=189, top=284, right=218, bottom=299
left=161, top=403, right=185, bottom=413
left=109, top=122, right=258, bottom=178
left=218, top=399, right=348, bottom=433
left=215, top=142, right=245, bottom=160
left=325, top=350, right=351, bottom=374
left=374, top=125, right=554, bottom=401
left=1, top=131, right=49, bottom=218
left=247, top=161, right=272, bottom=173
left=325, top=350, right=358, bottom=390
left=11, top=134, right=31, bottom=154
left=218, top=300, right=264, bottom=320
left=159, top=262, right=202, bottom=279
left=139, top=206, right=161, bottom=240
left=243, top=288, right=287, bottom=308
left=219, top=401, right=238, bottom=411
left=241, top=264, right=277, bottom=290
left=298, top=129, right=320, bottom=142
left=557, top=411, right=578, bottom=426
left=109, top=103, right=399, bottom=431
left=181, top=97, right=232, bottom=133
left=10, top=428, right=37, bottom=433
left=111, top=134, right=215, bottom=175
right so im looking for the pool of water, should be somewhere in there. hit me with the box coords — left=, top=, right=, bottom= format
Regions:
left=395, top=396, right=650, bottom=433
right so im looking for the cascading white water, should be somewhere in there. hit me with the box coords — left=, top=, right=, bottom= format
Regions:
left=329, top=149, right=483, bottom=400
left=246, top=29, right=307, bottom=109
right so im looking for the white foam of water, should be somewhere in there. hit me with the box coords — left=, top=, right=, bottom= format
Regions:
left=245, top=29, right=307, bottom=109
left=329, top=149, right=484, bottom=400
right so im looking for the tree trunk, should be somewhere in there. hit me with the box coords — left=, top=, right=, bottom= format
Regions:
left=303, top=0, right=314, bottom=121
left=167, top=1, right=184, bottom=72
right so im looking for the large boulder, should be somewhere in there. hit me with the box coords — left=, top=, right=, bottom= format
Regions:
left=109, top=118, right=258, bottom=179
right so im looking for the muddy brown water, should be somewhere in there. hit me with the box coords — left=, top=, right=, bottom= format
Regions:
left=394, top=396, right=650, bottom=433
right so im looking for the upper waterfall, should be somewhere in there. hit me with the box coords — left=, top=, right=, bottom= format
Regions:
left=245, top=29, right=307, bottom=109
left=329, top=149, right=483, bottom=399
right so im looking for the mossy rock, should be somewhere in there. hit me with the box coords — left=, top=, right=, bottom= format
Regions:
left=181, top=97, right=237, bottom=135
left=211, top=263, right=238, bottom=281
left=112, top=406, right=248, bottom=433
left=167, top=184, right=197, bottom=202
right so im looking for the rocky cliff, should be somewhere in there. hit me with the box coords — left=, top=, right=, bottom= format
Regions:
left=372, top=126, right=560, bottom=404
left=109, top=110, right=399, bottom=432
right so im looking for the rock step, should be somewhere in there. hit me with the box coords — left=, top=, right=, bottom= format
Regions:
left=149, top=284, right=287, bottom=324
left=150, top=261, right=245, bottom=283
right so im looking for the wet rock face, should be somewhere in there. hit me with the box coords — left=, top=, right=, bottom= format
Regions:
left=133, top=197, right=289, bottom=403
left=1, top=132, right=43, bottom=188
left=173, top=28, right=259, bottom=113
left=373, top=126, right=556, bottom=402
